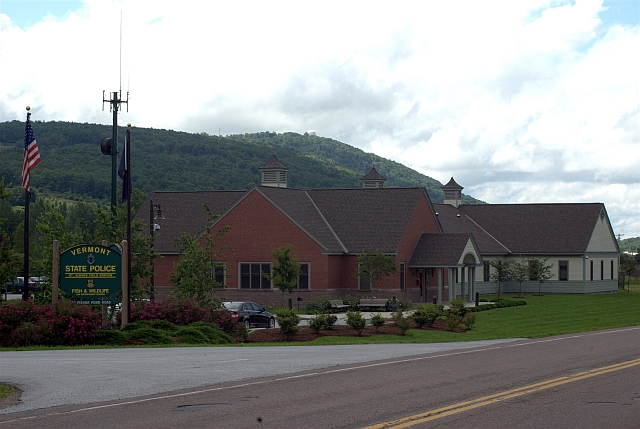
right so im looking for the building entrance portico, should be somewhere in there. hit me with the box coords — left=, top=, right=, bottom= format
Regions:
left=409, top=233, right=483, bottom=305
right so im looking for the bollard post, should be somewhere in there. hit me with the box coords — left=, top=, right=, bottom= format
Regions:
left=433, top=295, right=437, bottom=305
left=475, top=292, right=480, bottom=307
left=288, top=298, right=292, bottom=310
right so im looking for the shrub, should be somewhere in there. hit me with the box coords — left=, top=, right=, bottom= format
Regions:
left=234, top=323, right=249, bottom=342
left=274, top=309, right=300, bottom=340
left=391, top=310, right=411, bottom=335
left=0, top=300, right=101, bottom=347
left=121, top=298, right=235, bottom=333
left=410, top=304, right=442, bottom=328
left=370, top=313, right=386, bottom=332
left=468, top=300, right=526, bottom=312
left=122, top=326, right=175, bottom=345
left=309, top=314, right=327, bottom=334
left=175, top=326, right=210, bottom=344
left=462, top=312, right=476, bottom=330
left=325, top=314, right=338, bottom=329
left=446, top=315, right=462, bottom=331
left=189, top=322, right=234, bottom=344
left=446, top=298, right=468, bottom=318
left=345, top=310, right=366, bottom=336
left=94, top=330, right=126, bottom=346
left=306, top=297, right=331, bottom=314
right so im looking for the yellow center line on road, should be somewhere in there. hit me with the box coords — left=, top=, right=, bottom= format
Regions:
left=364, top=358, right=640, bottom=429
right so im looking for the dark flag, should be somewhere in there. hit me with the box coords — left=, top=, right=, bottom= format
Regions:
left=118, top=129, right=131, bottom=203
left=22, top=117, right=41, bottom=192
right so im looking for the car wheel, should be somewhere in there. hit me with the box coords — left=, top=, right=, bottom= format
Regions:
left=244, top=319, right=251, bottom=330
left=268, top=317, right=275, bottom=329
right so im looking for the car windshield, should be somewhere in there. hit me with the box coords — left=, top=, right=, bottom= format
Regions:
left=223, top=302, right=243, bottom=311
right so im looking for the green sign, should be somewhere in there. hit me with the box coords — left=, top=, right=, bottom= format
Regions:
left=60, top=244, right=122, bottom=305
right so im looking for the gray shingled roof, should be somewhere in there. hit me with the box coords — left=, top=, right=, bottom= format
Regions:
left=442, top=177, right=463, bottom=190
left=409, top=233, right=479, bottom=266
left=138, top=186, right=432, bottom=254
left=435, top=204, right=510, bottom=254
left=259, top=155, right=288, bottom=170
left=134, top=190, right=246, bottom=253
left=360, top=167, right=387, bottom=181
left=306, top=187, right=426, bottom=253
left=257, top=186, right=346, bottom=252
left=438, top=203, right=606, bottom=254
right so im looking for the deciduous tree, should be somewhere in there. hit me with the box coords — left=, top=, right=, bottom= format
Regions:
left=356, top=252, right=397, bottom=289
left=264, top=245, right=300, bottom=307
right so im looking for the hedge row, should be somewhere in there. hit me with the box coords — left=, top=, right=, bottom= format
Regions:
left=469, top=300, right=527, bottom=312
left=0, top=300, right=101, bottom=347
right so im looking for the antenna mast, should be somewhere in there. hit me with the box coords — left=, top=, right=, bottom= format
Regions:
left=101, top=11, right=129, bottom=225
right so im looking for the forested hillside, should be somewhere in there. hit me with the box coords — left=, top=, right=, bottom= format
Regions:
left=0, top=121, right=481, bottom=205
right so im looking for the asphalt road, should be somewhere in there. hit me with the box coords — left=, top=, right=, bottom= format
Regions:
left=1, top=327, right=638, bottom=428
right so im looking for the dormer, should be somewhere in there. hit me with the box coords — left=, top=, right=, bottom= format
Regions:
left=259, top=155, right=288, bottom=188
left=442, top=177, right=463, bottom=207
left=360, top=167, right=387, bottom=188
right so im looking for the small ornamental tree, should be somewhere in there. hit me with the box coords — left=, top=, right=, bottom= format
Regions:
left=170, top=206, right=230, bottom=307
left=489, top=259, right=514, bottom=300
left=356, top=252, right=398, bottom=289
left=529, top=257, right=553, bottom=295
left=264, top=245, right=300, bottom=307
left=511, top=258, right=530, bottom=297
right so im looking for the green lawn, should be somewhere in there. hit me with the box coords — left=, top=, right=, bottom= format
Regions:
left=273, top=290, right=640, bottom=346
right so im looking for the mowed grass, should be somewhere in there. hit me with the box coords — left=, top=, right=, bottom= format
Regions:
left=296, top=290, right=640, bottom=346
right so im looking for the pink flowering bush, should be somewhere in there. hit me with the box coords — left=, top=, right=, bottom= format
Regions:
left=0, top=300, right=101, bottom=347
left=119, top=298, right=235, bottom=333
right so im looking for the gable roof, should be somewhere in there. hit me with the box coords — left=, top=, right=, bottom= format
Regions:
left=435, top=204, right=510, bottom=254
left=409, top=233, right=482, bottom=266
left=138, top=190, right=246, bottom=253
left=139, top=186, right=437, bottom=255
left=438, top=202, right=607, bottom=254
left=306, top=187, right=429, bottom=253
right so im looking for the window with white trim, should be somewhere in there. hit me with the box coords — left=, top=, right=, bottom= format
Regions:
left=296, top=263, right=309, bottom=290
left=558, top=261, right=568, bottom=281
left=239, top=263, right=271, bottom=289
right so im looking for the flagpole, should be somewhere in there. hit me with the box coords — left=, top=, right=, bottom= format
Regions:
left=23, top=107, right=31, bottom=302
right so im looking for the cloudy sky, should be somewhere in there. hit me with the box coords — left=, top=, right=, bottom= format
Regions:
left=1, top=0, right=638, bottom=237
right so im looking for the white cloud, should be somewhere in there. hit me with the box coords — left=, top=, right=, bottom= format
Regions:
left=0, top=0, right=638, bottom=236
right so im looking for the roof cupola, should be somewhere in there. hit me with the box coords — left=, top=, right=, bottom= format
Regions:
left=441, top=177, right=463, bottom=207
left=259, top=155, right=288, bottom=188
left=360, top=167, right=387, bottom=188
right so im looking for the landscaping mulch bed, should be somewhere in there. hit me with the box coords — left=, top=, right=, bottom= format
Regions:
left=247, top=319, right=465, bottom=342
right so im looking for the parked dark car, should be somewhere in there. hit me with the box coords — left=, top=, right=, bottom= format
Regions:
left=5, top=277, right=38, bottom=293
left=223, top=301, right=276, bottom=329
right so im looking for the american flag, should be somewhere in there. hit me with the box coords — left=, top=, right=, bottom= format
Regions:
left=22, top=117, right=41, bottom=192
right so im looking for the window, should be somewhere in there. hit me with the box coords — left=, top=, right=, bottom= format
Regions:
left=483, top=262, right=490, bottom=282
left=296, top=263, right=309, bottom=290
left=558, top=261, right=568, bottom=281
left=611, top=260, right=614, bottom=280
left=214, top=265, right=225, bottom=286
left=240, top=263, right=271, bottom=289
left=358, top=263, right=371, bottom=290
left=590, top=260, right=593, bottom=281
left=600, top=260, right=604, bottom=280
left=400, top=263, right=405, bottom=290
